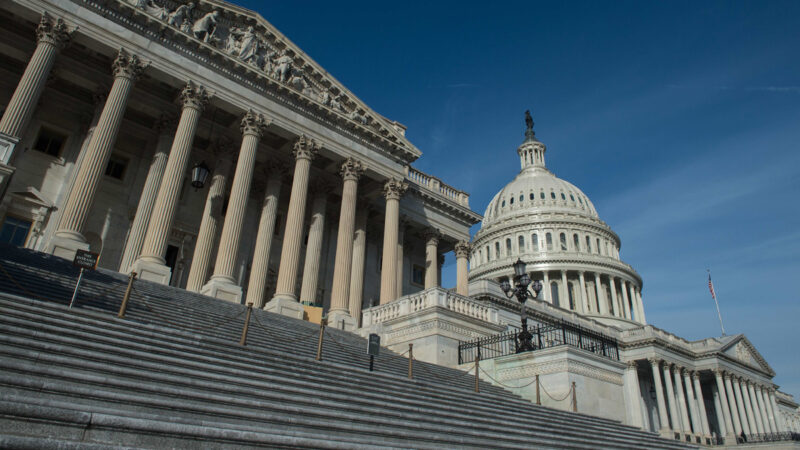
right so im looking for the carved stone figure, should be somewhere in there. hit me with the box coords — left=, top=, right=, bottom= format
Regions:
left=273, top=51, right=293, bottom=83
left=349, top=110, right=368, bottom=125
left=289, top=71, right=307, bottom=92
left=144, top=1, right=169, bottom=20
left=128, top=0, right=148, bottom=8
left=180, top=18, right=192, bottom=33
left=233, top=26, right=259, bottom=64
left=167, top=2, right=194, bottom=27
left=192, top=10, right=220, bottom=42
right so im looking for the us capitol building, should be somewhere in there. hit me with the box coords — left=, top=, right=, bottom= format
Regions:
left=0, top=0, right=797, bottom=446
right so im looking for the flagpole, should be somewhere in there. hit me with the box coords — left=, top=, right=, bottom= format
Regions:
left=708, top=269, right=726, bottom=336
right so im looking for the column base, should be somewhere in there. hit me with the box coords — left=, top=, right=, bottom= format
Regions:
left=263, top=295, right=304, bottom=320
left=201, top=276, right=243, bottom=303
left=48, top=231, right=90, bottom=261
left=327, top=309, right=357, bottom=331
left=0, top=133, right=19, bottom=165
left=132, top=258, right=172, bottom=285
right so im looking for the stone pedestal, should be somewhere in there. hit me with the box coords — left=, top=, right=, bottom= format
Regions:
left=263, top=295, right=305, bottom=320
left=327, top=309, right=357, bottom=331
left=48, top=230, right=90, bottom=259
left=200, top=278, right=243, bottom=303
left=132, top=258, right=173, bottom=285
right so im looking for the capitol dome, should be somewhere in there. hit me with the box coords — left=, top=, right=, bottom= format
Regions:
left=470, top=112, right=645, bottom=328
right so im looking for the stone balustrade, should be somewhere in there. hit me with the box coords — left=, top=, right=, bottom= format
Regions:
left=405, top=166, right=470, bottom=207
left=362, top=287, right=498, bottom=327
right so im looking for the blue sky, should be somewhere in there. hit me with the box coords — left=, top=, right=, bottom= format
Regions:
left=241, top=1, right=800, bottom=398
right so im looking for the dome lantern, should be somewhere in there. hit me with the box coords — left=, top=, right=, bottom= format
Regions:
left=518, top=110, right=547, bottom=171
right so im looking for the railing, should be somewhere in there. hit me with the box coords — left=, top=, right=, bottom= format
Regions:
left=405, top=166, right=470, bottom=207
left=458, top=318, right=620, bottom=364
left=361, top=288, right=498, bottom=327
left=739, top=432, right=800, bottom=444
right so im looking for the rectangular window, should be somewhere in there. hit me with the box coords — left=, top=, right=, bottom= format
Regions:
left=411, top=264, right=424, bottom=286
left=105, top=154, right=128, bottom=180
left=33, top=127, right=67, bottom=157
left=0, top=216, right=32, bottom=247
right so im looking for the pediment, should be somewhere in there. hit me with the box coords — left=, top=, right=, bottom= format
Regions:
left=720, top=335, right=774, bottom=376
left=9, top=187, right=54, bottom=209
left=117, top=0, right=420, bottom=162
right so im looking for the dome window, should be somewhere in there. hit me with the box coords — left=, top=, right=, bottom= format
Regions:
left=532, top=233, right=539, bottom=251
left=519, top=194, right=523, bottom=202
left=550, top=191, right=556, bottom=199
left=529, top=193, right=534, bottom=200
left=559, top=233, right=567, bottom=251
left=561, top=193, right=566, bottom=200
left=502, top=200, right=506, bottom=207
left=546, top=233, right=553, bottom=251
left=585, top=236, right=591, bottom=252
left=540, top=192, right=545, bottom=199
left=518, top=235, right=525, bottom=250
left=506, top=238, right=512, bottom=255
left=495, top=242, right=500, bottom=258
left=578, top=197, right=583, bottom=205
left=570, top=194, right=575, bottom=202
left=510, top=197, right=514, bottom=205
left=573, top=234, right=580, bottom=251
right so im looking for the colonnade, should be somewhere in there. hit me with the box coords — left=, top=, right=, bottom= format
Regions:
left=525, top=269, right=645, bottom=324
left=0, top=20, right=474, bottom=327
left=640, top=359, right=783, bottom=443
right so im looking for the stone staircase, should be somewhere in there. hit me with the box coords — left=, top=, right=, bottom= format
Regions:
left=0, top=245, right=694, bottom=449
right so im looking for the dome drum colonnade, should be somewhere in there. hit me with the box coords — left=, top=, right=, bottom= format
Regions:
left=469, top=114, right=645, bottom=325
left=0, top=7, right=475, bottom=324
left=628, top=358, right=784, bottom=443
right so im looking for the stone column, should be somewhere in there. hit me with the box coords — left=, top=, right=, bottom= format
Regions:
left=379, top=178, right=407, bottom=304
left=713, top=370, right=736, bottom=440
left=594, top=273, right=608, bottom=314
left=560, top=271, right=570, bottom=310
left=608, top=276, right=620, bottom=317
left=118, top=117, right=175, bottom=273
left=723, top=372, right=744, bottom=434
left=454, top=241, right=471, bottom=296
left=636, top=288, right=647, bottom=324
left=768, top=389, right=785, bottom=432
left=185, top=147, right=234, bottom=292
left=266, top=135, right=319, bottom=318
left=543, top=271, right=551, bottom=303
left=623, top=361, right=644, bottom=428
left=760, top=387, right=778, bottom=433
left=133, top=82, right=207, bottom=284
left=673, top=366, right=692, bottom=435
left=0, top=14, right=72, bottom=145
left=348, top=205, right=368, bottom=322
left=683, top=370, right=702, bottom=437
left=202, top=111, right=268, bottom=302
left=691, top=372, right=711, bottom=437
left=732, top=376, right=752, bottom=434
left=328, top=158, right=365, bottom=329
left=649, top=358, right=670, bottom=433
left=299, top=185, right=328, bottom=305
left=423, top=229, right=441, bottom=289
left=738, top=378, right=758, bottom=434
left=713, top=387, right=728, bottom=438
left=621, top=280, right=632, bottom=320
left=245, top=163, right=285, bottom=308
left=746, top=381, right=766, bottom=433
left=578, top=271, right=589, bottom=313
left=49, top=50, right=147, bottom=259
left=755, top=385, right=773, bottom=433
left=663, top=363, right=681, bottom=433
left=396, top=219, right=405, bottom=298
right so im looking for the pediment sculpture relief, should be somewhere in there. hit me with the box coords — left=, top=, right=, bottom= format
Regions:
left=126, top=0, right=362, bottom=120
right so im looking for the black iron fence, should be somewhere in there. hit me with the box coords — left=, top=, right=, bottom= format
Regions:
left=458, top=318, right=619, bottom=364
left=739, top=432, right=800, bottom=444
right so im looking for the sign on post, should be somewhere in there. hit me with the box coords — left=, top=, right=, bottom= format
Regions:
left=367, top=333, right=380, bottom=372
left=69, top=250, right=99, bottom=308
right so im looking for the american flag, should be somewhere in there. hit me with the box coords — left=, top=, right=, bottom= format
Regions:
left=708, top=273, right=716, bottom=300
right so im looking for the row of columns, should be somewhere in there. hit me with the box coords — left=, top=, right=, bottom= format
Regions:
left=1, top=17, right=475, bottom=326
left=523, top=269, right=645, bottom=324
left=646, top=359, right=712, bottom=440
left=712, top=369, right=783, bottom=439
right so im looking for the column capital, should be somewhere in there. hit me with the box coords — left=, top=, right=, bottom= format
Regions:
left=626, top=360, right=638, bottom=370
left=383, top=178, right=408, bottom=201
left=671, top=364, right=682, bottom=375
left=711, top=368, right=723, bottom=377
left=112, top=48, right=149, bottom=82
left=36, top=13, right=74, bottom=49
left=692, top=371, right=700, bottom=381
left=292, top=134, right=320, bottom=161
left=454, top=241, right=472, bottom=258
left=240, top=109, right=270, bottom=137
left=339, top=157, right=365, bottom=181
left=423, top=228, right=441, bottom=246
left=179, top=81, right=209, bottom=111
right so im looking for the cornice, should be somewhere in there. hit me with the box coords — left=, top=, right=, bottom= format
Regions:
left=469, top=255, right=642, bottom=284
left=405, top=183, right=482, bottom=225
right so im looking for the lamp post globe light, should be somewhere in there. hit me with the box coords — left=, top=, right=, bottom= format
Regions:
left=500, top=259, right=543, bottom=353
left=191, top=161, right=211, bottom=189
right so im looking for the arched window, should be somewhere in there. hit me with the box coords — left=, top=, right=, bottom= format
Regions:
left=570, top=194, right=575, bottom=202
left=540, top=191, right=545, bottom=199
left=551, top=282, right=560, bottom=308
left=518, top=235, right=525, bottom=251
left=495, top=242, right=500, bottom=259
left=546, top=233, right=553, bottom=251
left=578, top=197, right=583, bottom=205
left=506, top=238, right=512, bottom=255
left=550, top=191, right=556, bottom=199
left=597, top=238, right=602, bottom=255
left=510, top=197, right=514, bottom=205
left=567, top=282, right=575, bottom=310
left=561, top=193, right=566, bottom=200
left=530, top=193, right=535, bottom=200
left=585, top=236, right=591, bottom=253
left=559, top=233, right=567, bottom=251
left=519, top=194, right=523, bottom=202
left=502, top=200, right=506, bottom=207
left=573, top=234, right=580, bottom=251
left=532, top=233, right=539, bottom=252
left=485, top=246, right=490, bottom=263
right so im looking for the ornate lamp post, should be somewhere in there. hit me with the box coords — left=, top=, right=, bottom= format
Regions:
left=190, top=161, right=210, bottom=189
left=500, top=259, right=542, bottom=353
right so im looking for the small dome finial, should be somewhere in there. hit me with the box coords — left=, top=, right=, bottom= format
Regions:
left=524, top=110, right=535, bottom=141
